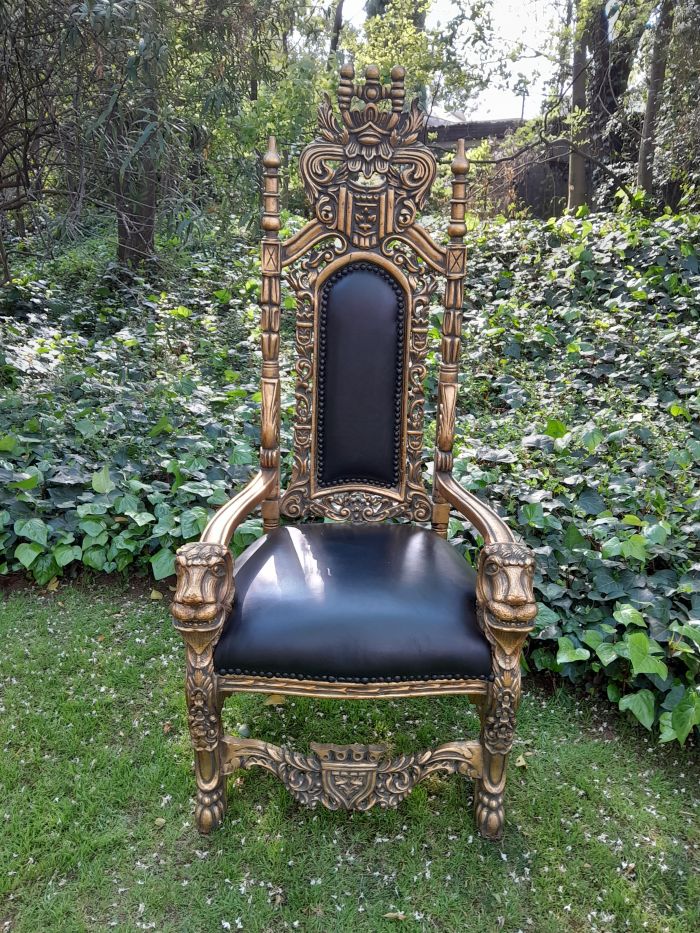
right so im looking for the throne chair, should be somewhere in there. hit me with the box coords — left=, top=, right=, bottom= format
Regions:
left=171, top=63, right=537, bottom=841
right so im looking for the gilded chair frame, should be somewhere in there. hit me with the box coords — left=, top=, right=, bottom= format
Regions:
left=172, top=64, right=537, bottom=840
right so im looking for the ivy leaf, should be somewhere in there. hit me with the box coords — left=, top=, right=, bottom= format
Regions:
left=53, top=543, right=82, bottom=567
left=596, top=642, right=618, bottom=666
left=613, top=604, right=645, bottom=628
left=670, top=690, right=700, bottom=745
left=563, top=522, right=587, bottom=550
left=627, top=632, right=668, bottom=679
left=13, top=517, right=48, bottom=546
left=621, top=534, right=647, bottom=562
left=578, top=487, right=605, bottom=515
left=92, top=465, right=116, bottom=494
left=150, top=548, right=176, bottom=581
left=619, top=689, right=656, bottom=730
left=14, top=541, right=44, bottom=568
left=180, top=507, right=208, bottom=539
left=556, top=636, right=590, bottom=664
left=544, top=418, right=568, bottom=438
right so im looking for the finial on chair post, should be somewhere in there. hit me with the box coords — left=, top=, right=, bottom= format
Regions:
left=390, top=65, right=406, bottom=112
left=448, top=139, right=468, bottom=242
left=262, top=136, right=281, bottom=235
left=432, top=139, right=469, bottom=532
left=338, top=63, right=355, bottom=113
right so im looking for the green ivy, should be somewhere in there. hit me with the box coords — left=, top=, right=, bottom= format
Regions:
left=1, top=210, right=699, bottom=743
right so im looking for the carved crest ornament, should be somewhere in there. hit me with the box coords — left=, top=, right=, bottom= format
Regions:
left=171, top=64, right=538, bottom=842
left=299, top=64, right=436, bottom=249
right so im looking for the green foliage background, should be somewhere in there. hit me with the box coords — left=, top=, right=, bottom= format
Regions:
left=1, top=208, right=699, bottom=743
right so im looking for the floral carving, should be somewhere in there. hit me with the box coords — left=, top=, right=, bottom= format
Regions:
left=482, top=671, right=517, bottom=756
left=186, top=667, right=220, bottom=752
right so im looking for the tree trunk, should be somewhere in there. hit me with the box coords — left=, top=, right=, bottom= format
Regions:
left=637, top=0, right=675, bottom=195
left=567, top=14, right=588, bottom=211
left=0, top=233, right=11, bottom=283
left=588, top=4, right=641, bottom=161
left=330, top=0, right=344, bottom=55
left=115, top=160, right=157, bottom=265
left=115, top=91, right=158, bottom=265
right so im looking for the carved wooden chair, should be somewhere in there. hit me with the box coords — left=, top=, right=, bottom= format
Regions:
left=172, top=64, right=537, bottom=841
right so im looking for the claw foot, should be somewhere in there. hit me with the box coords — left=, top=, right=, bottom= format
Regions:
left=195, top=783, right=227, bottom=834
left=474, top=779, right=504, bottom=841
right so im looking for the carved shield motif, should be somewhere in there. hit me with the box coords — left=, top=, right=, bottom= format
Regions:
left=312, top=743, right=386, bottom=810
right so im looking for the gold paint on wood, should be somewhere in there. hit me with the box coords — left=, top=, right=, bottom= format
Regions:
left=170, top=66, right=540, bottom=842
left=218, top=673, right=489, bottom=700
left=221, top=737, right=483, bottom=811
left=259, top=136, right=282, bottom=531
left=172, top=542, right=234, bottom=833
left=474, top=542, right=537, bottom=840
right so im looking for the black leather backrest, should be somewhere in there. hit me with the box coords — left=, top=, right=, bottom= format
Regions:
left=316, top=262, right=405, bottom=489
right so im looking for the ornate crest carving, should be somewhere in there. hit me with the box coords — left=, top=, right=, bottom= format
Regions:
left=299, top=64, right=437, bottom=249
left=222, top=738, right=482, bottom=811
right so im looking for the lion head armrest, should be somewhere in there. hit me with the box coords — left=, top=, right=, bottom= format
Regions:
left=476, top=542, right=537, bottom=655
left=172, top=543, right=235, bottom=646
left=171, top=472, right=275, bottom=648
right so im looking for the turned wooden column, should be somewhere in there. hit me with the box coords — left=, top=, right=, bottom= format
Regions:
left=260, top=137, right=282, bottom=533
left=432, top=139, right=468, bottom=537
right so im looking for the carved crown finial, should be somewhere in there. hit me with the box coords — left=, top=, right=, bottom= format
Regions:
left=298, top=64, right=436, bottom=248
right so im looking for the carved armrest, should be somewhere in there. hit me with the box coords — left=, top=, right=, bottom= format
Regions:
left=172, top=471, right=276, bottom=642
left=433, top=473, right=537, bottom=635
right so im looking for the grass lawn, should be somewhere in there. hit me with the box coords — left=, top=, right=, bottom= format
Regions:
left=0, top=584, right=697, bottom=933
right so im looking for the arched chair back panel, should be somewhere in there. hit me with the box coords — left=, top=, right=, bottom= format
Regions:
left=315, top=261, right=406, bottom=491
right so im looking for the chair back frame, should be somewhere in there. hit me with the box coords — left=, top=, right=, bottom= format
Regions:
left=256, top=63, right=469, bottom=532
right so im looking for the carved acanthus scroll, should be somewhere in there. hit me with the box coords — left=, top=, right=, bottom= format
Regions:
left=222, top=738, right=482, bottom=811
left=299, top=64, right=436, bottom=249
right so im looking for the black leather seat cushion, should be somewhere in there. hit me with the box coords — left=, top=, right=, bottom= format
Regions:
left=214, top=523, right=492, bottom=683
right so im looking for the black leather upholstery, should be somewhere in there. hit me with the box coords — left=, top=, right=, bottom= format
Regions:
left=214, top=523, right=492, bottom=682
left=317, top=263, right=404, bottom=489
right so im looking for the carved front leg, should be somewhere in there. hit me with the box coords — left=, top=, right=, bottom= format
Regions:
left=172, top=542, right=234, bottom=834
left=474, top=542, right=536, bottom=841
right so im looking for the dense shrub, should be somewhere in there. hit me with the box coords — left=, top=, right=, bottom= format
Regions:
left=1, top=210, right=699, bottom=742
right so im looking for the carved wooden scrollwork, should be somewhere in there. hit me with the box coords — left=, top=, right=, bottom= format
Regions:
left=299, top=64, right=436, bottom=249
left=222, top=737, right=482, bottom=811
left=280, top=237, right=437, bottom=524
left=173, top=542, right=234, bottom=832
left=477, top=542, right=537, bottom=757
left=281, top=238, right=346, bottom=521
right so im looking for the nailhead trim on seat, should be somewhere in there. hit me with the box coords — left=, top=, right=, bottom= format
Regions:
left=316, top=261, right=405, bottom=489
left=217, top=668, right=494, bottom=683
